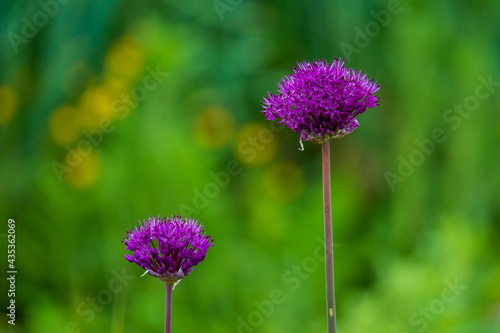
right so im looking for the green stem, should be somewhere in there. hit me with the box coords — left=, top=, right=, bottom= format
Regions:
left=322, top=141, right=337, bottom=333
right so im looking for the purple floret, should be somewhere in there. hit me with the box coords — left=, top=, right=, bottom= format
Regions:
left=122, top=215, right=213, bottom=284
left=262, top=58, right=380, bottom=143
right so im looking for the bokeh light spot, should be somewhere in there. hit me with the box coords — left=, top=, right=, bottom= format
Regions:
left=105, top=35, right=144, bottom=82
left=77, top=86, right=116, bottom=129
left=0, top=85, right=19, bottom=125
left=49, top=105, right=81, bottom=146
left=262, top=161, right=304, bottom=202
left=234, top=123, right=278, bottom=166
left=103, top=76, right=131, bottom=99
left=195, top=106, right=235, bottom=149
left=64, top=151, right=102, bottom=190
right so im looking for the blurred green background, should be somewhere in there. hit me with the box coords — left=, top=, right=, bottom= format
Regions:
left=1, top=0, right=500, bottom=332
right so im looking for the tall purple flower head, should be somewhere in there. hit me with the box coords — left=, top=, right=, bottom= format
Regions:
left=122, top=215, right=213, bottom=285
left=262, top=58, right=380, bottom=144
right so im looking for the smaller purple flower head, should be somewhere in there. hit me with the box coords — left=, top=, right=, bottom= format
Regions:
left=262, top=58, right=380, bottom=144
left=122, top=215, right=213, bottom=285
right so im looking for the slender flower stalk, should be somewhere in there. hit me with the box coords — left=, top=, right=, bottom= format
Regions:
left=123, top=215, right=213, bottom=332
left=322, top=141, right=336, bottom=332
left=261, top=58, right=380, bottom=332
left=165, top=284, right=172, bottom=333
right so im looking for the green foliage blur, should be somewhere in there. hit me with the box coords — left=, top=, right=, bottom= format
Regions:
left=1, top=0, right=500, bottom=332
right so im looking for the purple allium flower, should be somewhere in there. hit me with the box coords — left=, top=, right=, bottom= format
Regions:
left=262, top=58, right=380, bottom=144
left=123, top=215, right=213, bottom=285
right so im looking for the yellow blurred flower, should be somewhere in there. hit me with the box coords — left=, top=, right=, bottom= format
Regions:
left=77, top=86, right=117, bottom=129
left=102, top=76, right=131, bottom=99
left=195, top=106, right=235, bottom=149
left=262, top=161, right=304, bottom=202
left=105, top=35, right=144, bottom=82
left=0, top=85, right=18, bottom=125
left=64, top=151, right=102, bottom=190
left=234, top=122, right=278, bottom=166
left=49, top=105, right=81, bottom=146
